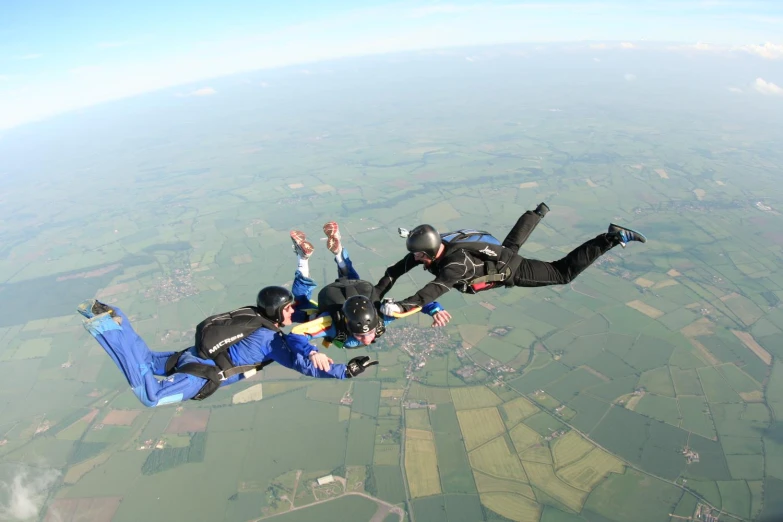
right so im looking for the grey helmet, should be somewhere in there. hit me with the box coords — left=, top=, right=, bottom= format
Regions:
left=405, top=224, right=441, bottom=259
left=256, top=286, right=294, bottom=324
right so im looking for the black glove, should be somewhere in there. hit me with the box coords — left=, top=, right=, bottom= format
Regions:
left=345, top=356, right=379, bottom=378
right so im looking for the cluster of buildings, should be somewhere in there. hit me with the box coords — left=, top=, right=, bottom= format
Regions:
left=682, top=446, right=700, bottom=464
left=34, top=421, right=53, bottom=435
left=695, top=504, right=719, bottom=521
left=144, top=267, right=199, bottom=303
left=381, top=325, right=452, bottom=379
left=138, top=438, right=166, bottom=451
left=404, top=401, right=436, bottom=410
left=544, top=429, right=567, bottom=442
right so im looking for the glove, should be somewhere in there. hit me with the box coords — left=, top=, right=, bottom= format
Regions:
left=345, top=356, right=379, bottom=378
left=398, top=227, right=410, bottom=238
left=380, top=301, right=402, bottom=316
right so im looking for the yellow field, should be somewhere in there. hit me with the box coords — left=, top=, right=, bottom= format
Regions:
left=421, top=201, right=461, bottom=224
left=519, top=443, right=553, bottom=464
left=457, top=407, right=507, bottom=450
left=732, top=330, right=772, bottom=365
left=740, top=391, right=765, bottom=402
left=406, top=428, right=433, bottom=440
left=452, top=386, right=503, bottom=410
left=681, top=316, right=714, bottom=337
left=469, top=436, right=529, bottom=481
left=653, top=279, right=679, bottom=289
left=655, top=168, right=669, bottom=179
left=63, top=453, right=111, bottom=484
left=634, top=277, right=655, bottom=288
left=232, top=384, right=263, bottom=404
left=522, top=461, right=588, bottom=512
left=408, top=383, right=453, bottom=403
left=288, top=183, right=303, bottom=189
left=693, top=188, right=706, bottom=200
left=232, top=254, right=252, bottom=265
left=519, top=182, right=539, bottom=189
left=552, top=431, right=594, bottom=469
left=510, top=423, right=541, bottom=453
left=586, top=178, right=598, bottom=187
left=406, top=409, right=432, bottom=430
left=480, top=493, right=541, bottom=522
left=381, top=389, right=404, bottom=398
left=474, top=471, right=535, bottom=499
left=312, top=184, right=335, bottom=193
left=405, top=437, right=441, bottom=498
left=338, top=405, right=351, bottom=422
left=501, top=397, right=539, bottom=427
left=458, top=324, right=489, bottom=347
left=667, top=269, right=682, bottom=277
left=625, top=300, right=664, bottom=319
left=56, top=420, right=90, bottom=441
left=557, top=448, right=625, bottom=491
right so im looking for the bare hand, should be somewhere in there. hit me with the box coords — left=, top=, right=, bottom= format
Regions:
left=309, top=352, right=334, bottom=372
left=431, top=310, right=452, bottom=327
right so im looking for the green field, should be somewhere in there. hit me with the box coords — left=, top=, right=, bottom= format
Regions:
left=3, top=49, right=783, bottom=522
left=430, top=403, right=476, bottom=494
left=583, top=469, right=682, bottom=522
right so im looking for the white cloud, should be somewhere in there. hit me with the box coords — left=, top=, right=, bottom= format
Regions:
left=190, top=87, right=216, bottom=96
left=4, top=2, right=783, bottom=130
left=259, top=81, right=269, bottom=87
left=739, top=42, right=783, bottom=59
left=13, top=53, right=42, bottom=60
left=465, top=56, right=475, bottom=62
left=727, top=86, right=743, bottom=93
left=0, top=465, right=60, bottom=521
left=593, top=57, right=601, bottom=62
left=620, top=42, right=635, bottom=48
left=754, top=77, right=783, bottom=96
left=624, top=73, right=637, bottom=81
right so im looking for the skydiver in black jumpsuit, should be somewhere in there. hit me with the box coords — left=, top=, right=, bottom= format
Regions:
left=376, top=202, right=647, bottom=314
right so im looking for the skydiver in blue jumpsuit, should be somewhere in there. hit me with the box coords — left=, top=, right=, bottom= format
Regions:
left=77, top=287, right=376, bottom=407
left=287, top=222, right=452, bottom=348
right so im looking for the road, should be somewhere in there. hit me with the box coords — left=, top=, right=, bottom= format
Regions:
left=252, top=491, right=404, bottom=522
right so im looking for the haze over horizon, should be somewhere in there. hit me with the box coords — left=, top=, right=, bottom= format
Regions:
left=2, top=0, right=783, bottom=131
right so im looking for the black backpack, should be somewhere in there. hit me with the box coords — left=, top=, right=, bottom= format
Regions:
left=164, top=306, right=280, bottom=400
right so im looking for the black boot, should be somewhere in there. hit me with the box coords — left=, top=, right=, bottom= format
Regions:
left=607, top=223, right=647, bottom=248
left=535, top=202, right=549, bottom=218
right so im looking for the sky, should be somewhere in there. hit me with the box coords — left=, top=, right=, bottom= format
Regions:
left=1, top=0, right=782, bottom=131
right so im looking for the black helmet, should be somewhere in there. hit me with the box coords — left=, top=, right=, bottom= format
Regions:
left=256, top=286, right=294, bottom=324
left=406, top=224, right=441, bottom=259
left=342, top=295, right=380, bottom=335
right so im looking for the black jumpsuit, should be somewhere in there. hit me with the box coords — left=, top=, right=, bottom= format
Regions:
left=374, top=210, right=618, bottom=310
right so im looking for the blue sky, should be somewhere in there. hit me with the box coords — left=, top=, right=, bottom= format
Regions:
left=1, top=0, right=782, bottom=130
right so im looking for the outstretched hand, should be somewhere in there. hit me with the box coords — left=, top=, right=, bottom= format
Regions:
left=431, top=310, right=452, bottom=327
left=309, top=351, right=334, bottom=372
left=345, top=356, right=379, bottom=378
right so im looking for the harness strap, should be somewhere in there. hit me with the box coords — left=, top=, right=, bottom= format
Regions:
left=164, top=351, right=274, bottom=401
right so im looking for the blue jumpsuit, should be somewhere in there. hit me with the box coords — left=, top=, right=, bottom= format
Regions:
left=80, top=305, right=347, bottom=407
left=290, top=248, right=443, bottom=348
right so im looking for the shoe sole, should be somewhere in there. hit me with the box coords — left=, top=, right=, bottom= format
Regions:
left=609, top=223, right=647, bottom=246
left=290, top=231, right=315, bottom=257
left=323, top=222, right=341, bottom=254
